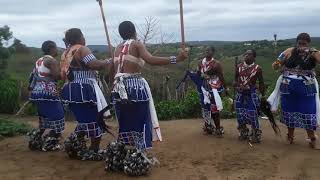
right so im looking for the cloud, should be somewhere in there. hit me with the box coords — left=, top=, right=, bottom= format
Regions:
left=0, top=0, right=319, bottom=47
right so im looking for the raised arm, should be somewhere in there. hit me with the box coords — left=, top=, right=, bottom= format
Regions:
left=136, top=41, right=187, bottom=65
left=272, top=47, right=293, bottom=70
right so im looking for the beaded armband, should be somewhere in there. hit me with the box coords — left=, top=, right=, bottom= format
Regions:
left=170, top=56, right=177, bottom=64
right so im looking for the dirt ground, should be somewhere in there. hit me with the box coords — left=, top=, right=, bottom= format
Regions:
left=1, top=116, right=320, bottom=180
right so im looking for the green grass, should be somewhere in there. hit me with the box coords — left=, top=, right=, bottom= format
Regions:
left=0, top=118, right=32, bottom=139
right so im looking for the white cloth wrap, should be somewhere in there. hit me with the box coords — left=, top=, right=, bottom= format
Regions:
left=201, top=86, right=223, bottom=111
left=267, top=75, right=283, bottom=112
left=314, top=78, right=320, bottom=125
left=113, top=74, right=129, bottom=101
left=88, top=78, right=110, bottom=117
left=267, top=75, right=320, bottom=125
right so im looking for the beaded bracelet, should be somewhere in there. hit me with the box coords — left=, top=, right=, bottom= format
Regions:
left=277, top=52, right=286, bottom=61
left=106, top=58, right=113, bottom=64
left=170, top=56, right=177, bottom=64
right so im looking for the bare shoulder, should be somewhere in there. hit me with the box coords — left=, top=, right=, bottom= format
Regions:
left=215, top=60, right=221, bottom=65
left=133, top=40, right=144, bottom=49
left=283, top=47, right=294, bottom=55
left=75, top=46, right=92, bottom=59
left=114, top=43, right=123, bottom=54
left=213, top=60, right=222, bottom=69
left=79, top=46, right=91, bottom=54
left=43, top=55, right=58, bottom=67
left=285, top=47, right=294, bottom=51
left=44, top=55, right=56, bottom=62
left=256, top=65, right=263, bottom=72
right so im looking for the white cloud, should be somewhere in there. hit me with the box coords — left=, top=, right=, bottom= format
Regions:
left=0, top=0, right=319, bottom=47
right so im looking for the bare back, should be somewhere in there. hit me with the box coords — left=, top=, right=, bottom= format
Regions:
left=114, top=40, right=143, bottom=74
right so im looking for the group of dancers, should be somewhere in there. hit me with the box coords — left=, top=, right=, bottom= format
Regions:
left=188, top=33, right=320, bottom=149
left=28, top=21, right=187, bottom=152
left=188, top=32, right=320, bottom=148
left=27, top=22, right=320, bottom=174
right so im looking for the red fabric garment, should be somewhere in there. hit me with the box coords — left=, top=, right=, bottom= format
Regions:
left=237, top=63, right=259, bottom=89
left=200, top=57, right=216, bottom=74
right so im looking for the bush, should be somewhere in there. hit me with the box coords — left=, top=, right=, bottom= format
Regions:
left=179, top=90, right=202, bottom=118
left=155, top=100, right=182, bottom=120
left=0, top=76, right=20, bottom=113
left=24, top=103, right=37, bottom=116
left=220, top=96, right=236, bottom=119
left=0, top=118, right=31, bottom=138
left=156, top=89, right=237, bottom=121
left=156, top=89, right=201, bottom=121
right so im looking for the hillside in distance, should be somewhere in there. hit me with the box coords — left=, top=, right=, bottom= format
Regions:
left=6, top=37, right=320, bottom=97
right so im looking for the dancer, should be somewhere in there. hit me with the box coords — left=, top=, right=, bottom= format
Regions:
left=197, top=46, right=226, bottom=136
left=234, top=49, right=265, bottom=143
left=61, top=28, right=111, bottom=160
left=112, top=21, right=188, bottom=150
left=269, top=33, right=320, bottom=148
left=28, top=40, right=64, bottom=151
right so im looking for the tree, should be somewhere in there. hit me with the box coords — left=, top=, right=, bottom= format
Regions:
left=0, top=25, right=13, bottom=77
left=137, top=16, right=159, bottom=44
left=0, top=26, right=20, bottom=113
left=10, top=38, right=29, bottom=53
left=137, top=17, right=175, bottom=54
left=0, top=25, right=12, bottom=47
left=111, top=17, right=175, bottom=51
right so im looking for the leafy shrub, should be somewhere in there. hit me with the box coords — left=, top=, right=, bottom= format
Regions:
left=179, top=89, right=202, bottom=118
left=24, top=103, right=37, bottom=116
left=0, top=118, right=31, bottom=138
left=155, top=100, right=182, bottom=120
left=156, top=88, right=237, bottom=121
left=220, top=96, right=236, bottom=119
left=0, top=76, right=20, bottom=113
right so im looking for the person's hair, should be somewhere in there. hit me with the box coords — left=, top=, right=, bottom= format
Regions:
left=65, top=28, right=83, bottom=46
left=208, top=46, right=215, bottom=55
left=248, top=49, right=256, bottom=58
left=296, top=32, right=311, bottom=43
left=118, top=21, right=136, bottom=40
left=41, top=40, right=56, bottom=55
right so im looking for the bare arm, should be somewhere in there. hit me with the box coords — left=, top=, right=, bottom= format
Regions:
left=198, top=61, right=201, bottom=71
left=313, top=51, right=320, bottom=63
left=272, top=47, right=293, bottom=70
left=108, top=60, right=115, bottom=84
left=75, top=46, right=111, bottom=71
left=136, top=41, right=187, bottom=65
left=216, top=62, right=227, bottom=89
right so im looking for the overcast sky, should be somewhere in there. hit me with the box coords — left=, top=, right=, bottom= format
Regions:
left=1, top=0, right=319, bottom=47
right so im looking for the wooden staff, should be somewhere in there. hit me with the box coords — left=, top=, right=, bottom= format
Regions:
left=97, top=0, right=114, bottom=58
left=273, top=33, right=278, bottom=55
left=15, top=101, right=30, bottom=116
left=179, top=0, right=185, bottom=50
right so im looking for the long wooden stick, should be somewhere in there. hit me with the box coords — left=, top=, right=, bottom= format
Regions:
left=97, top=0, right=114, bottom=58
left=15, top=100, right=30, bottom=116
left=179, top=0, right=185, bottom=50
